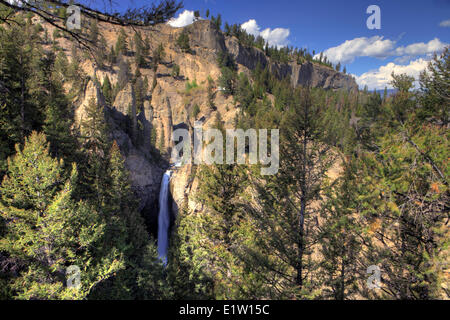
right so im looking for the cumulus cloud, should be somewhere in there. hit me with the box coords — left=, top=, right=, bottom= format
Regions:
left=393, top=38, right=447, bottom=56
left=241, top=19, right=260, bottom=37
left=241, top=19, right=290, bottom=48
left=315, top=36, right=447, bottom=65
left=355, top=58, right=430, bottom=90
left=439, top=19, right=450, bottom=27
left=167, top=10, right=196, bottom=28
left=314, top=36, right=396, bottom=65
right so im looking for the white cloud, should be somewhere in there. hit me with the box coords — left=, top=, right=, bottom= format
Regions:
left=314, top=36, right=396, bottom=64
left=315, top=36, right=447, bottom=65
left=241, top=19, right=290, bottom=48
left=241, top=19, right=260, bottom=37
left=355, top=58, right=430, bottom=90
left=394, top=38, right=447, bottom=56
left=439, top=19, right=450, bottom=27
left=167, top=10, right=196, bottom=28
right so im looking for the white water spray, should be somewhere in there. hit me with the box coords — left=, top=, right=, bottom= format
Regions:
left=157, top=170, right=172, bottom=265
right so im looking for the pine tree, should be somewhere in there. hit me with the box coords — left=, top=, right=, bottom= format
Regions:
left=88, top=141, right=152, bottom=299
left=78, top=98, right=110, bottom=203
left=0, top=22, right=48, bottom=176
left=218, top=67, right=234, bottom=96
left=319, top=158, right=362, bottom=300
left=214, top=14, right=222, bottom=30
left=107, top=45, right=117, bottom=66
left=102, top=75, right=113, bottom=105
left=133, top=31, right=146, bottom=68
left=418, top=47, right=449, bottom=126
left=176, top=31, right=190, bottom=53
left=236, top=72, right=254, bottom=111
left=207, top=76, right=216, bottom=110
left=115, top=29, right=128, bottom=57
left=354, top=72, right=449, bottom=299
left=171, top=64, right=180, bottom=78
left=133, top=68, right=145, bottom=113
left=0, top=132, right=108, bottom=299
left=244, top=87, right=336, bottom=298
left=152, top=43, right=165, bottom=72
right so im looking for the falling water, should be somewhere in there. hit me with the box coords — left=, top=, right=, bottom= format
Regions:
left=157, top=170, right=172, bottom=265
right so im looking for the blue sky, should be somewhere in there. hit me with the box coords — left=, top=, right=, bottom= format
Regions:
left=112, top=0, right=450, bottom=89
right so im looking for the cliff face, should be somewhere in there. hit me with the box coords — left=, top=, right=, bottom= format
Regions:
left=40, top=17, right=357, bottom=235
left=223, top=33, right=358, bottom=91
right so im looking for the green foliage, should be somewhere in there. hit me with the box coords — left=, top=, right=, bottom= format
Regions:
left=235, top=72, right=254, bottom=110
left=185, top=79, right=199, bottom=92
left=102, top=75, right=113, bottom=105
left=319, top=159, right=362, bottom=300
left=418, top=47, right=449, bottom=126
left=133, top=68, right=146, bottom=113
left=152, top=43, right=165, bottom=72
left=218, top=67, right=235, bottom=96
left=243, top=88, right=335, bottom=299
left=207, top=76, right=216, bottom=110
left=133, top=31, right=147, bottom=68
left=115, top=29, right=128, bottom=56
left=192, top=104, right=200, bottom=119
left=171, top=64, right=180, bottom=78
left=176, top=31, right=190, bottom=53
left=211, top=14, right=222, bottom=30
left=0, top=132, right=106, bottom=299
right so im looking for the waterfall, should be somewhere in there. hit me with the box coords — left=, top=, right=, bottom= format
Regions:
left=157, top=170, right=172, bottom=265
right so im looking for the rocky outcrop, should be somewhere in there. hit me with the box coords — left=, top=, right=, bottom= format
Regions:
left=224, top=36, right=358, bottom=92
left=186, top=20, right=226, bottom=53
left=225, top=37, right=268, bottom=70
left=291, top=62, right=358, bottom=91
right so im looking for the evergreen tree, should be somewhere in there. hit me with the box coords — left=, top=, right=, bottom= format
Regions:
left=236, top=72, right=254, bottom=111
left=171, top=64, right=180, bottom=78
left=89, top=141, right=152, bottom=299
left=102, top=75, right=113, bottom=105
left=319, top=158, right=362, bottom=300
left=207, top=76, right=216, bottom=110
left=134, top=68, right=145, bottom=113
left=115, top=29, right=128, bottom=57
left=78, top=98, right=110, bottom=204
left=107, top=45, right=117, bottom=66
left=418, top=47, right=449, bottom=126
left=152, top=43, right=166, bottom=72
left=176, top=31, right=190, bottom=53
left=133, top=31, right=146, bottom=68
left=0, top=132, right=108, bottom=299
left=354, top=73, right=449, bottom=300
left=218, top=67, right=235, bottom=96
left=244, top=88, right=336, bottom=298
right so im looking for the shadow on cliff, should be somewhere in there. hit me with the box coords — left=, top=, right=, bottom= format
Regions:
left=106, top=104, right=172, bottom=240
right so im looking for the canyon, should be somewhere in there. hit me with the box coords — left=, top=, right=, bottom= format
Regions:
left=41, top=17, right=358, bottom=238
